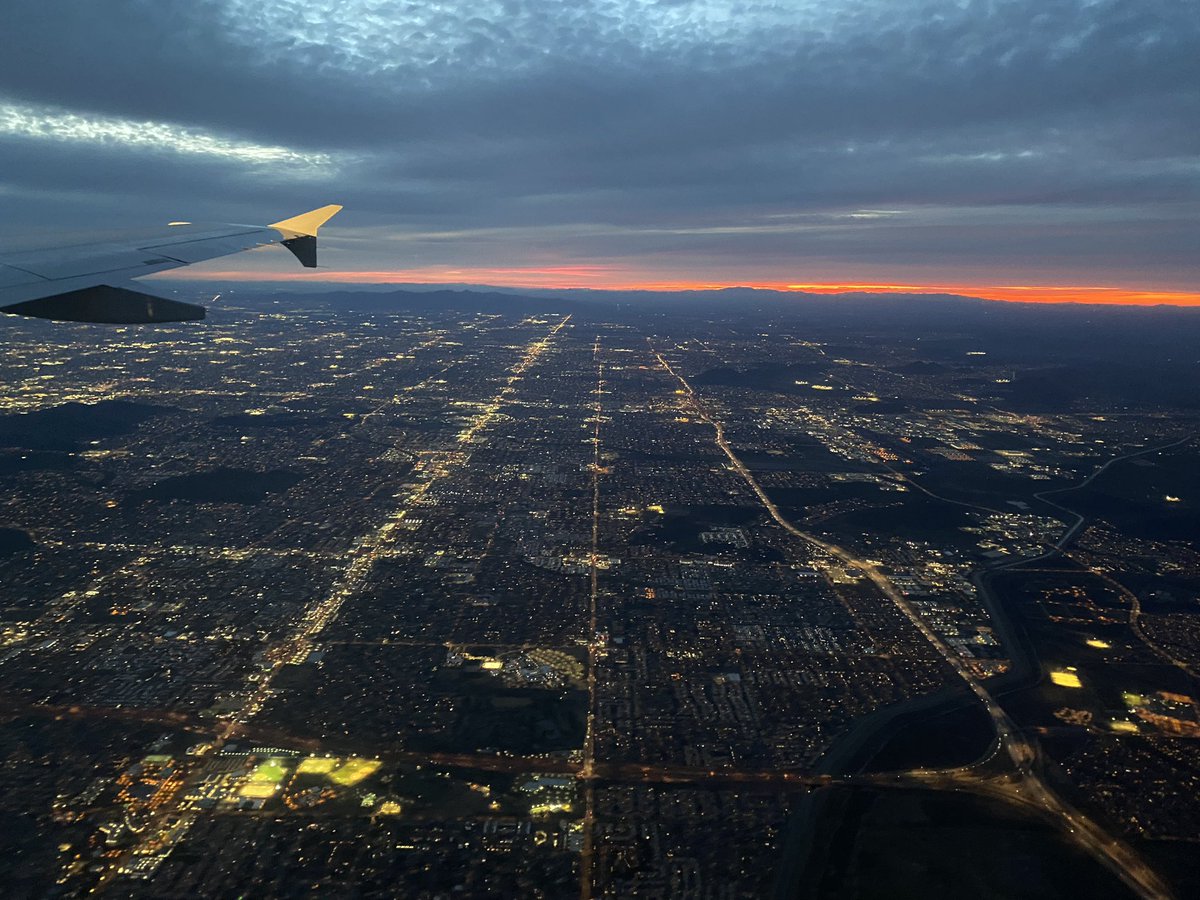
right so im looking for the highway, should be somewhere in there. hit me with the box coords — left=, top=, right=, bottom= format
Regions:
left=1033, top=431, right=1195, bottom=552
left=85, top=317, right=578, bottom=891
left=980, top=431, right=1199, bottom=677
left=648, top=341, right=1175, bottom=900
left=74, top=328, right=1179, bottom=897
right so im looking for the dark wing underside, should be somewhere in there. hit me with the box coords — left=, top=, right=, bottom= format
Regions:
left=1, top=284, right=206, bottom=323
left=0, top=205, right=341, bottom=324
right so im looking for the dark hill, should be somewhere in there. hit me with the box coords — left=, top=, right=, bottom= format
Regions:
left=0, top=400, right=173, bottom=451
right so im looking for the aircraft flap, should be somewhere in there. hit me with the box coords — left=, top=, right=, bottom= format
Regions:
left=1, top=284, right=206, bottom=323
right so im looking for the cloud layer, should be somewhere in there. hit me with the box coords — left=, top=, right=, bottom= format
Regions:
left=0, top=0, right=1196, bottom=291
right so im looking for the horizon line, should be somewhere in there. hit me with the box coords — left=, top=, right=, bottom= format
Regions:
left=156, top=270, right=1200, bottom=307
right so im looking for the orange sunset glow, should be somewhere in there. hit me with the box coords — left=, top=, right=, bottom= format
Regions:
left=165, top=266, right=1200, bottom=307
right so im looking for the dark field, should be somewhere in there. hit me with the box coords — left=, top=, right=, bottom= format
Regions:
left=130, top=468, right=304, bottom=505
left=788, top=787, right=1135, bottom=900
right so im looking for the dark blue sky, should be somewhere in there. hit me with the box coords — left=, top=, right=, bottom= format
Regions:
left=0, top=1, right=1197, bottom=298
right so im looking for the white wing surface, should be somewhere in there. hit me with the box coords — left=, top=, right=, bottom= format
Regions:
left=0, top=205, right=342, bottom=323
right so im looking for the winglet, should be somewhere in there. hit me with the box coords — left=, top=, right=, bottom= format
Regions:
left=270, top=204, right=343, bottom=238
left=269, top=205, right=342, bottom=268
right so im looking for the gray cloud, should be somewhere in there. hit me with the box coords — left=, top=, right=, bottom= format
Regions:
left=0, top=0, right=1196, bottom=289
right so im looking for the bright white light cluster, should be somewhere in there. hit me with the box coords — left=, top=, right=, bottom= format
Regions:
left=0, top=100, right=333, bottom=170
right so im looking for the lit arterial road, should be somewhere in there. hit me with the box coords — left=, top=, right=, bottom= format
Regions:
left=87, top=317, right=577, bottom=891
left=648, top=342, right=1175, bottom=900
left=72, top=323, right=1172, bottom=898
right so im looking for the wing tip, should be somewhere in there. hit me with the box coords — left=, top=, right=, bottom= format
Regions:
left=269, top=204, right=343, bottom=238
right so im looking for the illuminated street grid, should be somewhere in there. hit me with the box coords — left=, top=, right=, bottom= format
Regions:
left=0, top=302, right=1197, bottom=898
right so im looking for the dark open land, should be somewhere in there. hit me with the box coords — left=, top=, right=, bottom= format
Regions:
left=0, top=400, right=172, bottom=451
left=130, top=468, right=304, bottom=506
left=785, top=787, right=1136, bottom=900
left=1063, top=446, right=1200, bottom=544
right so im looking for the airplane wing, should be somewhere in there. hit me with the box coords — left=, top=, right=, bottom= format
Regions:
left=0, top=205, right=342, bottom=324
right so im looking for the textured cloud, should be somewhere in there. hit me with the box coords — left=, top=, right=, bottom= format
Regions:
left=0, top=0, right=1196, bottom=290
left=0, top=99, right=332, bottom=169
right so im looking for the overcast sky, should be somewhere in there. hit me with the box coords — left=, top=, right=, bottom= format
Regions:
left=0, top=0, right=1197, bottom=296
